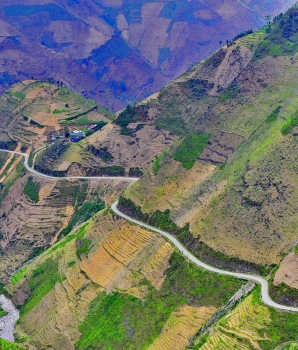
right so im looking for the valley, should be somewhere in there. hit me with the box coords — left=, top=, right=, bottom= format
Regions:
left=0, top=0, right=296, bottom=110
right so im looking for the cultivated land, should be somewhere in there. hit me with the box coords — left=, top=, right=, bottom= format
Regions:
left=0, top=152, right=128, bottom=280
left=6, top=210, right=243, bottom=349
left=2, top=7, right=298, bottom=349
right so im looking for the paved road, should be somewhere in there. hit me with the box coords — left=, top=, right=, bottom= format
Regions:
left=0, top=149, right=139, bottom=182
left=111, top=201, right=298, bottom=312
left=1, top=149, right=298, bottom=313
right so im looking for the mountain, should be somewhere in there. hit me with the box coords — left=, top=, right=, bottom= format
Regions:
left=0, top=0, right=296, bottom=111
left=2, top=5, right=298, bottom=350
left=114, top=6, right=298, bottom=306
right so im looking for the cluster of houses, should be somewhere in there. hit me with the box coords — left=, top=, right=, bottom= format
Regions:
left=50, top=124, right=99, bottom=143
left=70, top=129, right=86, bottom=142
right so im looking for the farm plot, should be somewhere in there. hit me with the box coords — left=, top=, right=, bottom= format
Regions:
left=148, top=305, right=216, bottom=350
left=81, top=218, right=174, bottom=295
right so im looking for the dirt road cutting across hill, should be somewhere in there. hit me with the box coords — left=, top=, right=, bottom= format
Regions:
left=1, top=149, right=298, bottom=313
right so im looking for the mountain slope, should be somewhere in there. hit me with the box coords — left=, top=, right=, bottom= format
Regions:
left=117, top=7, right=298, bottom=303
left=7, top=210, right=243, bottom=349
left=0, top=0, right=296, bottom=110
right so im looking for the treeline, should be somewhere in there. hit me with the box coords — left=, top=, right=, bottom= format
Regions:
left=118, top=196, right=273, bottom=276
left=0, top=139, right=17, bottom=151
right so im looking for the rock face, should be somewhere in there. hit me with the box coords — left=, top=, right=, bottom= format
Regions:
left=0, top=0, right=295, bottom=111
left=0, top=294, right=19, bottom=342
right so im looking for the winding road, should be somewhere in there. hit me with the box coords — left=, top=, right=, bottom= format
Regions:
left=1, top=149, right=298, bottom=313
left=0, top=149, right=138, bottom=182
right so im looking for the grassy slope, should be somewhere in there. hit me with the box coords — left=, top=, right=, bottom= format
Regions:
left=8, top=212, right=243, bottom=349
left=121, top=9, right=298, bottom=274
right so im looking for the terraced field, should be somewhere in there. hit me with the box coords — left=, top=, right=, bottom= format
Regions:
left=6, top=210, right=243, bottom=349
left=148, top=305, right=216, bottom=350
left=81, top=217, right=174, bottom=294
left=194, top=288, right=298, bottom=349
left=0, top=81, right=112, bottom=150
left=0, top=154, right=128, bottom=279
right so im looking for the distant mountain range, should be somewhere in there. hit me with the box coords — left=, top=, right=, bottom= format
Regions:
left=0, top=0, right=296, bottom=111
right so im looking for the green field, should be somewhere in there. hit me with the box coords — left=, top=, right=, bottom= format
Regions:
left=172, top=132, right=210, bottom=169
left=12, top=92, right=25, bottom=100
left=23, top=176, right=40, bottom=203
left=76, top=252, right=242, bottom=349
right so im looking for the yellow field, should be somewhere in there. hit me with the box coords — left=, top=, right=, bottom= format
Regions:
left=81, top=218, right=174, bottom=295
left=14, top=213, right=175, bottom=348
left=148, top=305, right=216, bottom=350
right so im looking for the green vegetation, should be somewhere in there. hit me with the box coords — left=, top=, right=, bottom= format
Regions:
left=87, top=145, right=114, bottom=162
left=58, top=201, right=104, bottom=240
left=0, top=338, right=26, bottom=349
left=281, top=109, right=298, bottom=135
left=128, top=167, right=143, bottom=177
left=0, top=139, right=17, bottom=151
left=179, top=78, right=214, bottom=100
left=172, top=132, right=210, bottom=169
left=53, top=109, right=66, bottom=114
left=11, top=267, right=26, bottom=285
left=29, top=119, right=43, bottom=128
left=219, top=84, right=239, bottom=102
left=12, top=92, right=25, bottom=100
left=155, top=116, right=186, bottom=136
left=254, top=8, right=298, bottom=61
left=20, top=259, right=64, bottom=318
left=0, top=304, right=7, bottom=317
left=76, top=252, right=242, bottom=349
left=266, top=106, right=282, bottom=124
left=114, top=105, right=148, bottom=135
left=47, top=223, right=89, bottom=256
left=76, top=238, right=92, bottom=259
left=27, top=246, right=48, bottom=260
left=23, top=176, right=40, bottom=203
left=153, top=148, right=168, bottom=175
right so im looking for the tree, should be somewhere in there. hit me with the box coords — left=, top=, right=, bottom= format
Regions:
left=219, top=40, right=222, bottom=47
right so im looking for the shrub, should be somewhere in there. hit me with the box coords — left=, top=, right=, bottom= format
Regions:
left=23, top=176, right=40, bottom=202
left=172, top=132, right=210, bottom=169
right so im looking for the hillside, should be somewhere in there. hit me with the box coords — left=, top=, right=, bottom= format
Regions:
left=1, top=5, right=298, bottom=350
left=6, top=210, right=243, bottom=349
left=117, top=7, right=298, bottom=304
left=0, top=0, right=295, bottom=110
left=0, top=150, right=128, bottom=280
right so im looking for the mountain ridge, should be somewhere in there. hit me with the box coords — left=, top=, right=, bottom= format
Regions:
left=0, top=0, right=296, bottom=111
